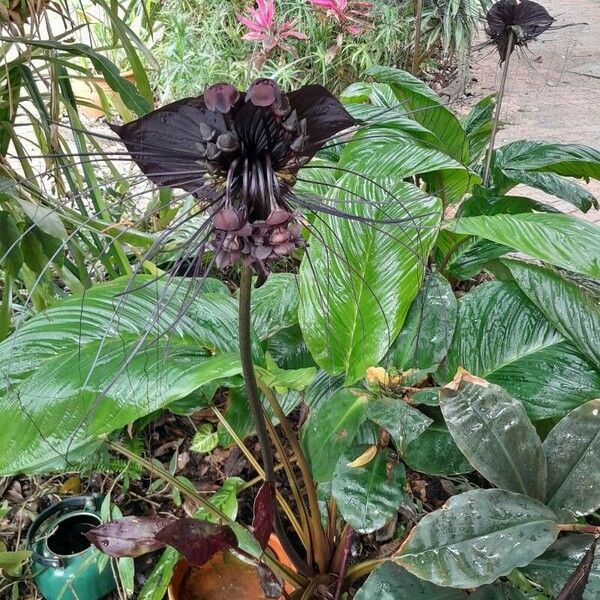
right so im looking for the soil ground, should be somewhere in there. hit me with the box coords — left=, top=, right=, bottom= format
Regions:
left=454, top=0, right=600, bottom=223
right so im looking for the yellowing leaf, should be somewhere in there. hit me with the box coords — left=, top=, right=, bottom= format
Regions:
left=347, top=445, right=378, bottom=468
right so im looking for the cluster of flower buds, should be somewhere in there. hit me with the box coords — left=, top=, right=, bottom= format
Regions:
left=208, top=207, right=303, bottom=270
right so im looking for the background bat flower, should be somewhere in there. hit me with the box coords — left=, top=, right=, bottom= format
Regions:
left=485, top=0, right=554, bottom=62
left=109, top=78, right=355, bottom=279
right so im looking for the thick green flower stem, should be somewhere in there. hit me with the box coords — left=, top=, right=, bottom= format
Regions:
left=238, top=264, right=310, bottom=576
left=483, top=28, right=515, bottom=187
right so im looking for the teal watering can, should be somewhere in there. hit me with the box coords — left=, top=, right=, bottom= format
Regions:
left=27, top=496, right=117, bottom=600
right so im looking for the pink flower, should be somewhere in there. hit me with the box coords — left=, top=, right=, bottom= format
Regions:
left=309, top=0, right=373, bottom=35
left=237, top=0, right=307, bottom=53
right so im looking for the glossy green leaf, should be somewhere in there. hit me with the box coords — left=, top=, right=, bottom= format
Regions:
left=0, top=276, right=261, bottom=475
left=461, top=94, right=494, bottom=168
left=493, top=141, right=600, bottom=185
left=332, top=446, right=405, bottom=534
left=299, top=175, right=441, bottom=385
left=138, top=547, right=179, bottom=600
left=15, top=198, right=67, bottom=239
left=394, top=489, right=559, bottom=588
left=249, top=273, right=299, bottom=341
left=367, top=66, right=468, bottom=162
left=441, top=372, right=546, bottom=500
left=544, top=400, right=600, bottom=520
left=387, top=273, right=456, bottom=371
left=439, top=281, right=600, bottom=419
left=522, top=534, right=600, bottom=600
left=0, top=211, right=23, bottom=278
left=267, top=325, right=316, bottom=371
left=190, top=424, right=219, bottom=454
left=446, top=213, right=600, bottom=278
left=504, top=260, right=600, bottom=369
left=486, top=340, right=600, bottom=421
left=302, top=388, right=368, bottom=482
left=255, top=355, right=316, bottom=393
left=366, top=397, right=432, bottom=452
left=195, top=478, right=244, bottom=523
left=501, top=169, right=597, bottom=212
left=402, top=417, right=472, bottom=476
left=354, top=561, right=467, bottom=600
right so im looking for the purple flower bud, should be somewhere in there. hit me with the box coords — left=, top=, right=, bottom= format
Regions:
left=204, top=83, right=240, bottom=113
left=213, top=209, right=242, bottom=231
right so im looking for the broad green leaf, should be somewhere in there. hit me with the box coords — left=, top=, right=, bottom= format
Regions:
left=544, top=400, right=600, bottom=520
left=249, top=273, right=299, bottom=341
left=0, top=550, right=31, bottom=576
left=461, top=94, right=494, bottom=168
left=441, top=371, right=546, bottom=500
left=387, top=273, right=456, bottom=371
left=504, top=260, right=600, bottom=369
left=332, top=446, right=405, bottom=534
left=255, top=355, right=316, bottom=393
left=0, top=276, right=262, bottom=475
left=439, top=281, right=600, bottom=419
left=440, top=281, right=559, bottom=381
left=367, top=66, right=468, bottom=162
left=402, top=417, right=472, bottom=476
left=219, top=386, right=302, bottom=447
left=340, top=128, right=475, bottom=204
left=394, top=489, right=559, bottom=588
left=138, top=548, right=179, bottom=600
left=0, top=211, right=23, bottom=278
left=485, top=341, right=600, bottom=421
left=267, top=325, right=316, bottom=371
left=446, top=213, right=600, bottom=278
left=299, top=175, right=441, bottom=385
left=195, top=478, right=244, bottom=523
left=494, top=141, right=600, bottom=184
left=354, top=561, right=467, bottom=600
left=15, top=197, right=67, bottom=239
left=302, top=388, right=368, bottom=482
left=190, top=424, right=219, bottom=454
left=501, top=169, right=597, bottom=212
left=366, top=397, right=432, bottom=452
left=522, top=534, right=600, bottom=600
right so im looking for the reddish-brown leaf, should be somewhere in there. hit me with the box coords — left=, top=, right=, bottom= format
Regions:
left=85, top=516, right=169, bottom=558
left=252, top=482, right=275, bottom=550
left=155, top=518, right=237, bottom=567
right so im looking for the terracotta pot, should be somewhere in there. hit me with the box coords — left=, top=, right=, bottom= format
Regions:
left=70, top=70, right=136, bottom=119
left=167, top=535, right=294, bottom=600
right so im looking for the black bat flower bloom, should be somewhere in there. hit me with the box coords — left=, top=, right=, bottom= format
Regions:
left=486, top=0, right=555, bottom=61
left=109, top=79, right=356, bottom=278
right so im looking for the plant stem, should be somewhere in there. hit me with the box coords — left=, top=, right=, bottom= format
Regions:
left=483, top=29, right=515, bottom=187
left=258, top=381, right=330, bottom=574
left=411, top=0, right=424, bottom=75
left=238, top=264, right=309, bottom=575
left=343, top=558, right=388, bottom=589
left=559, top=523, right=600, bottom=535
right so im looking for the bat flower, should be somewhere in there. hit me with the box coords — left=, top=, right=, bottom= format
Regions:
left=109, top=79, right=356, bottom=279
left=485, top=0, right=555, bottom=61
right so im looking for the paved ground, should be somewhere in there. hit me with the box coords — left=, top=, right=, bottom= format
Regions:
left=454, top=0, right=600, bottom=223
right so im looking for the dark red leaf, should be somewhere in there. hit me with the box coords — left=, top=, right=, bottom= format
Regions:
left=257, top=561, right=283, bottom=599
left=85, top=516, right=169, bottom=558
left=556, top=538, right=597, bottom=600
left=252, top=482, right=275, bottom=550
left=155, top=518, right=237, bottom=567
